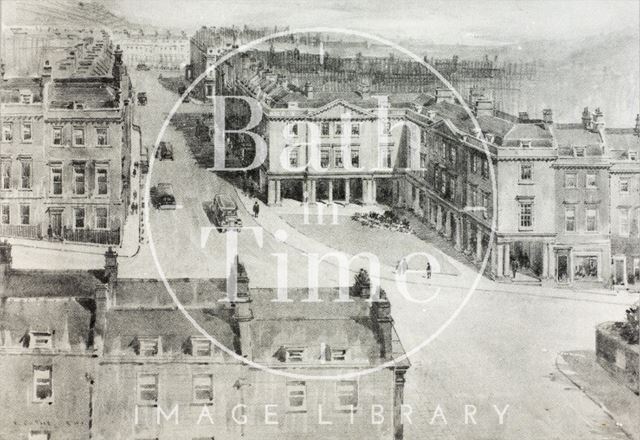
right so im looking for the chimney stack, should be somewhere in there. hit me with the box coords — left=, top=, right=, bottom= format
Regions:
left=581, top=107, right=592, bottom=130
left=304, top=81, right=314, bottom=99
left=475, top=97, right=494, bottom=117
left=234, top=258, right=253, bottom=359
left=104, top=247, right=118, bottom=286
left=370, top=289, right=393, bottom=359
left=542, top=108, right=553, bottom=124
left=593, top=107, right=605, bottom=132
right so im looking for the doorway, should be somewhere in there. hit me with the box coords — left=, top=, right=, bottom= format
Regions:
left=49, top=210, right=62, bottom=238
left=613, top=257, right=626, bottom=286
left=556, top=253, right=569, bottom=283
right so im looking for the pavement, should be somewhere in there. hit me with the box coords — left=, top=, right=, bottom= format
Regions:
left=557, top=351, right=640, bottom=440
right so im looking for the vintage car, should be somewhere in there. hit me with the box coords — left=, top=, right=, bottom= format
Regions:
left=151, top=183, right=176, bottom=209
left=136, top=63, right=151, bottom=71
left=212, top=194, right=242, bottom=231
left=137, top=92, right=147, bottom=105
left=155, top=141, right=174, bottom=161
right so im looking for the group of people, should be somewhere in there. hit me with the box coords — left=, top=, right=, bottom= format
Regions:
left=394, top=257, right=432, bottom=279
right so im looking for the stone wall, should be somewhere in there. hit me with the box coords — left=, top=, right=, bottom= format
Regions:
left=596, top=321, right=639, bottom=394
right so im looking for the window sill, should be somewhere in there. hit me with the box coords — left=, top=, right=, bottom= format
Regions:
left=32, top=400, right=54, bottom=405
left=136, top=402, right=158, bottom=407
left=518, top=180, right=534, bottom=185
left=518, top=228, right=534, bottom=232
left=286, top=409, right=307, bottom=414
left=191, top=402, right=214, bottom=406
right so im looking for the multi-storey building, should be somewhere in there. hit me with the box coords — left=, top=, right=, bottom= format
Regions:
left=225, top=57, right=639, bottom=288
left=1, top=31, right=133, bottom=246
left=553, top=109, right=612, bottom=285
left=607, top=115, right=640, bottom=288
left=0, top=240, right=102, bottom=439
left=0, top=243, right=410, bottom=440
left=111, top=28, right=190, bottom=69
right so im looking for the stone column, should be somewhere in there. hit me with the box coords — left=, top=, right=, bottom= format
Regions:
left=413, top=187, right=420, bottom=212
left=363, top=179, right=371, bottom=205
left=275, top=180, right=282, bottom=205
left=425, top=196, right=431, bottom=223
left=344, top=179, right=350, bottom=204
left=476, top=229, right=483, bottom=261
left=490, top=244, right=498, bottom=277
left=504, top=242, right=511, bottom=277
left=267, top=179, right=276, bottom=205
left=454, top=216, right=462, bottom=250
left=327, top=179, right=334, bottom=204
left=466, top=220, right=473, bottom=254
left=444, top=211, right=451, bottom=239
left=542, top=242, right=549, bottom=278
left=497, top=244, right=504, bottom=276
left=436, top=205, right=442, bottom=231
left=310, top=180, right=317, bottom=204
left=371, top=179, right=377, bottom=204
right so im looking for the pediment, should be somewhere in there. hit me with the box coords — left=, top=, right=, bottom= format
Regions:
left=308, top=99, right=373, bottom=119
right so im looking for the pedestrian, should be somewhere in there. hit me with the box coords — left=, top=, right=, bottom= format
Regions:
left=394, top=259, right=401, bottom=274
left=47, top=224, right=53, bottom=240
left=511, top=259, right=518, bottom=279
left=424, top=261, right=432, bottom=279
left=399, top=257, right=408, bottom=275
left=253, top=201, right=260, bottom=218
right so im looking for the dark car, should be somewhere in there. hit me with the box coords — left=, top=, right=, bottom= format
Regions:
left=137, top=92, right=147, bottom=105
left=151, top=183, right=176, bottom=209
left=136, top=63, right=150, bottom=71
left=212, top=194, right=242, bottom=231
left=155, top=141, right=173, bottom=161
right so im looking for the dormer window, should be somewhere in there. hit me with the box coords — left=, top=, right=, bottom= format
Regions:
left=629, top=152, right=638, bottom=161
left=191, top=337, right=212, bottom=356
left=520, top=141, right=531, bottom=149
left=330, top=348, right=347, bottom=361
left=286, top=348, right=304, bottom=362
left=138, top=337, right=160, bottom=356
left=574, top=147, right=585, bottom=157
left=30, top=331, right=52, bottom=349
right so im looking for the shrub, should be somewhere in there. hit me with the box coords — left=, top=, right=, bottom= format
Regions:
left=620, top=304, right=639, bottom=345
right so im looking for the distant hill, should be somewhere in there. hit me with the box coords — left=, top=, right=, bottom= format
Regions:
left=2, top=0, right=130, bottom=28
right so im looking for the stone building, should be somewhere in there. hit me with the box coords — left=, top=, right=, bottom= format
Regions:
left=111, top=29, right=190, bottom=69
left=552, top=109, right=612, bottom=286
left=1, top=30, right=133, bottom=245
left=0, top=243, right=410, bottom=440
left=0, top=240, right=102, bottom=440
left=607, top=116, right=640, bottom=288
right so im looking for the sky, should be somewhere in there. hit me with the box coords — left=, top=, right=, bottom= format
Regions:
left=105, top=0, right=640, bottom=45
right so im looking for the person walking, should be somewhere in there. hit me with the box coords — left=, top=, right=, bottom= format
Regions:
left=424, top=261, right=432, bottom=279
left=399, top=257, right=409, bottom=275
left=253, top=201, right=260, bottom=218
left=511, top=258, right=519, bottom=279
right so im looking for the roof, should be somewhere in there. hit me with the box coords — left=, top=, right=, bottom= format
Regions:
left=605, top=128, right=640, bottom=151
left=248, top=287, right=389, bottom=365
left=0, top=270, right=104, bottom=298
left=103, top=307, right=239, bottom=355
left=0, top=77, right=43, bottom=104
left=155, top=183, right=174, bottom=196
left=113, top=278, right=228, bottom=307
left=554, top=124, right=603, bottom=147
left=49, top=80, right=119, bottom=109
left=216, top=194, right=237, bottom=209
left=250, top=317, right=380, bottom=364
left=0, top=296, right=94, bottom=349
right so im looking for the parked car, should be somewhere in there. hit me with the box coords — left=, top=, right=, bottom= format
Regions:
left=155, top=141, right=173, bottom=161
left=136, top=63, right=150, bottom=71
left=151, top=183, right=176, bottom=209
left=137, top=92, right=147, bottom=105
left=211, top=194, right=242, bottom=231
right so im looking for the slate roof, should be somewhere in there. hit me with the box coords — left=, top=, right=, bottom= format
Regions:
left=49, top=80, right=118, bottom=109
left=0, top=270, right=104, bottom=298
left=0, top=77, right=43, bottom=103
left=554, top=124, right=604, bottom=147
left=113, top=278, right=228, bottom=307
left=0, top=297, right=94, bottom=349
left=103, top=307, right=239, bottom=355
